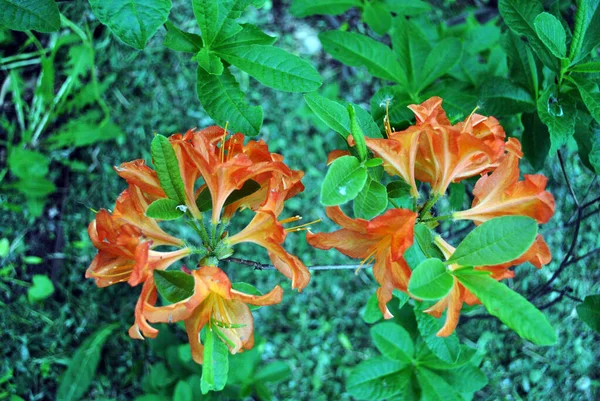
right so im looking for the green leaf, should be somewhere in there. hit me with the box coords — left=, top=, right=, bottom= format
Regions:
left=417, top=344, right=476, bottom=370
left=8, top=148, right=50, bottom=180
left=196, top=48, right=224, bottom=75
left=27, top=275, right=54, bottom=303
left=173, top=381, right=193, bottom=401
left=151, top=134, right=187, bottom=203
left=254, top=361, right=291, bottom=382
left=371, top=86, right=414, bottom=126
left=577, top=295, right=600, bottom=333
left=521, top=112, right=550, bottom=171
left=534, top=12, right=567, bottom=58
left=16, top=177, right=56, bottom=198
left=23, top=255, right=43, bottom=264
left=320, top=155, right=368, bottom=206
left=163, top=21, right=203, bottom=53
left=437, top=363, right=489, bottom=394
left=196, top=179, right=261, bottom=212
left=196, top=66, right=263, bottom=136
left=570, top=76, right=600, bottom=124
left=0, top=0, right=60, bottom=32
left=146, top=198, right=185, bottom=220
left=347, top=358, right=410, bottom=400
left=89, top=0, right=172, bottom=50
left=568, top=0, right=589, bottom=63
left=384, top=0, right=431, bottom=15
left=201, top=327, right=229, bottom=394
left=449, top=182, right=466, bottom=211
left=416, top=368, right=463, bottom=401
left=498, top=0, right=559, bottom=72
left=537, top=85, right=577, bottom=154
left=363, top=293, right=384, bottom=324
left=502, top=31, right=540, bottom=99
left=290, top=0, right=360, bottom=17
left=347, top=104, right=367, bottom=161
left=154, top=270, right=194, bottom=303
left=408, top=258, right=453, bottom=300
left=391, top=17, right=430, bottom=92
left=569, top=61, right=600, bottom=73
left=353, top=178, right=388, bottom=219
left=576, top=1, right=600, bottom=63
left=319, top=30, right=406, bottom=84
left=363, top=1, right=392, bottom=35
left=0, top=238, right=9, bottom=258
left=454, top=269, right=557, bottom=345
left=216, top=44, right=322, bottom=92
left=212, top=23, right=276, bottom=50
left=574, top=114, right=598, bottom=174
left=414, top=309, right=461, bottom=364
left=56, top=325, right=117, bottom=401
left=370, top=322, right=414, bottom=363
left=417, top=38, right=462, bottom=92
left=447, top=216, right=538, bottom=266
left=48, top=118, right=123, bottom=149
left=414, top=224, right=444, bottom=260
left=590, top=128, right=600, bottom=175
left=478, top=77, right=535, bottom=116
left=192, top=0, right=254, bottom=48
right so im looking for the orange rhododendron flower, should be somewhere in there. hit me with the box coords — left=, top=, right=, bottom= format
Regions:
left=306, top=207, right=417, bottom=317
left=453, top=138, right=555, bottom=224
left=366, top=97, right=506, bottom=197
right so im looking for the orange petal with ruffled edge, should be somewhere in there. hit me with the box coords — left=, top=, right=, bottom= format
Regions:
left=114, top=160, right=166, bottom=198
left=374, top=253, right=412, bottom=318
left=129, top=278, right=159, bottom=340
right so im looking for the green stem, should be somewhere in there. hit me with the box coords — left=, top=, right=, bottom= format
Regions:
left=419, top=214, right=453, bottom=223
left=420, top=194, right=440, bottom=218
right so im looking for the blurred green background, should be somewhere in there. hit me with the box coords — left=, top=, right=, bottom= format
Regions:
left=1, top=1, right=599, bottom=400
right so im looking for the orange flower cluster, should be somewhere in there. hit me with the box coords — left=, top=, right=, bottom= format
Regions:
left=308, top=97, right=555, bottom=334
left=87, top=126, right=309, bottom=363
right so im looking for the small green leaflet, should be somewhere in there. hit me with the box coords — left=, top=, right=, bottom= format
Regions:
left=347, top=104, right=368, bottom=161
left=577, top=295, right=600, bottom=334
left=28, top=274, right=55, bottom=303
left=346, top=357, right=410, bottom=400
left=146, top=198, right=185, bottom=220
left=212, top=24, right=276, bottom=50
left=163, top=21, right=203, bottom=53
left=151, top=135, right=187, bottom=204
left=447, top=216, right=538, bottom=267
left=320, top=155, right=368, bottom=206
left=534, top=12, right=567, bottom=59
left=414, top=309, right=461, bottom=364
left=408, top=258, right=453, bottom=300
left=154, top=270, right=195, bottom=303
left=196, top=48, right=225, bottom=75
left=353, top=178, right=388, bottom=219
left=201, top=327, right=229, bottom=394
left=370, top=322, right=414, bottom=363
left=454, top=269, right=557, bottom=345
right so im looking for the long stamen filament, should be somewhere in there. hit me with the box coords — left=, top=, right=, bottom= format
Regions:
left=285, top=218, right=322, bottom=232
left=220, top=122, right=229, bottom=163
left=280, top=215, right=302, bottom=224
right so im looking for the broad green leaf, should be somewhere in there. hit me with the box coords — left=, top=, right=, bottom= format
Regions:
left=212, top=23, right=276, bottom=50
left=363, top=1, right=392, bottom=35
left=320, top=155, right=368, bottom=206
left=416, top=368, right=463, bottom=401
left=521, top=112, right=550, bottom=171
left=16, top=177, right=56, bottom=198
left=353, top=178, right=388, bottom=219
left=8, top=149, right=49, bottom=180
left=196, top=179, right=261, bottom=212
left=569, top=61, right=600, bottom=73
left=173, top=381, right=193, bottom=401
left=417, top=38, right=462, bottom=92
left=347, top=358, right=410, bottom=400
left=354, top=104, right=383, bottom=138
left=498, top=0, right=559, bottom=71
left=537, top=85, right=577, bottom=154
left=478, top=77, right=535, bottom=116
left=201, top=328, right=229, bottom=393
left=386, top=180, right=413, bottom=209
left=454, top=270, right=557, bottom=345
left=370, top=86, right=414, bottom=126
left=56, top=325, right=117, bottom=401
left=414, top=224, right=444, bottom=260
left=0, top=0, right=60, bottom=32
left=365, top=158, right=383, bottom=168
left=502, top=31, right=539, bottom=99
left=163, top=21, right=203, bottom=53
left=196, top=66, right=263, bottom=136
left=577, top=295, right=600, bottom=333
left=151, top=135, right=187, bottom=203
left=417, top=344, right=476, bottom=370
left=146, top=198, right=185, bottom=220
left=319, top=30, right=406, bottom=84
left=437, top=363, right=489, bottom=394
left=384, top=0, right=431, bottom=15
left=391, top=17, right=430, bottom=92
left=449, top=182, right=466, bottom=211
left=347, top=104, right=367, bottom=161
left=570, top=76, right=600, bottom=123
left=363, top=293, right=384, bottom=324
left=568, top=0, right=589, bottom=62
left=154, top=270, right=195, bottom=303
left=534, top=12, right=567, bottom=58
left=254, top=361, right=291, bottom=382
left=290, top=0, right=360, bottom=17
left=216, top=44, right=321, bottom=92
left=576, top=1, right=600, bottom=63
left=370, top=322, right=414, bottom=362
left=192, top=0, right=254, bottom=48
left=89, top=0, right=172, bottom=50
left=196, top=48, right=224, bottom=75
left=408, top=258, right=453, bottom=300
left=414, top=309, right=461, bottom=364
left=28, top=275, right=55, bottom=303
left=448, top=216, right=538, bottom=266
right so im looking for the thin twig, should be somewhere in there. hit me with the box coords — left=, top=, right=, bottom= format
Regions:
left=224, top=257, right=371, bottom=271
